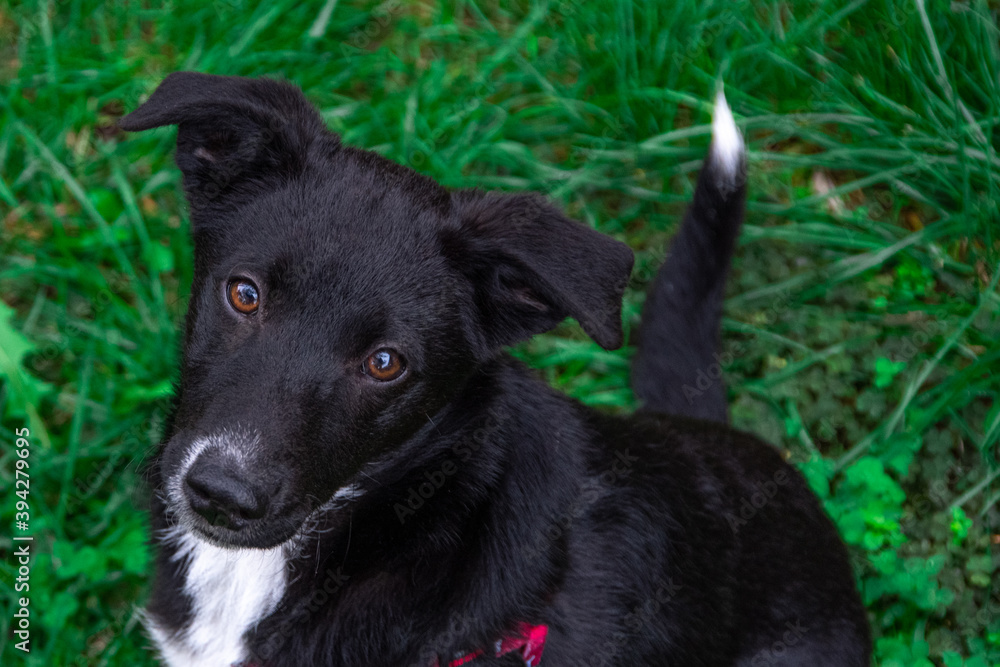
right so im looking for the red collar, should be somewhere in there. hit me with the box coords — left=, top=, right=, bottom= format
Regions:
left=436, top=623, right=549, bottom=667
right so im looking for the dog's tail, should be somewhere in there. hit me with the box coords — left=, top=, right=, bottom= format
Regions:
left=632, top=88, right=746, bottom=423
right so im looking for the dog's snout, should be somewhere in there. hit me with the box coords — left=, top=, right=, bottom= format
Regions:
left=184, top=455, right=271, bottom=527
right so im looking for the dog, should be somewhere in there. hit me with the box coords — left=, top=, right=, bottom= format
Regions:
left=120, top=72, right=870, bottom=667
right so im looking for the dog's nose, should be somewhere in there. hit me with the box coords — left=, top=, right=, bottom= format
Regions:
left=184, top=456, right=271, bottom=528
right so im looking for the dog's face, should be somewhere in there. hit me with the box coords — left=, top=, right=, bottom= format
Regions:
left=121, top=73, right=633, bottom=549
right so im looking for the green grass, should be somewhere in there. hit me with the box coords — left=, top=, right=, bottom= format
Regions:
left=1, top=0, right=998, bottom=664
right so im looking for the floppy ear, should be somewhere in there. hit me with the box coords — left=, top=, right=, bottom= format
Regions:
left=119, top=72, right=333, bottom=212
left=443, top=191, right=634, bottom=352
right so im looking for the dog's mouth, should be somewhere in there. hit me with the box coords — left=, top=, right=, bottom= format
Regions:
left=184, top=510, right=302, bottom=549
left=172, top=483, right=363, bottom=550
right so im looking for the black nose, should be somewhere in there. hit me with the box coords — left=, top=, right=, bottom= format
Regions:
left=184, top=455, right=271, bottom=528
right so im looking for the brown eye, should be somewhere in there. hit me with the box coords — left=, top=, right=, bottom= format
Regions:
left=364, top=348, right=405, bottom=382
left=228, top=279, right=260, bottom=314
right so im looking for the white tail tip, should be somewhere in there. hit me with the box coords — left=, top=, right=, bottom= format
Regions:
left=711, top=88, right=744, bottom=180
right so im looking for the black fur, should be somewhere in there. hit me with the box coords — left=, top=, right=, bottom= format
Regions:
left=121, top=72, right=870, bottom=666
left=632, top=143, right=746, bottom=423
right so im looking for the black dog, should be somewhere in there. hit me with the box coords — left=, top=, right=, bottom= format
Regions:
left=120, top=73, right=870, bottom=667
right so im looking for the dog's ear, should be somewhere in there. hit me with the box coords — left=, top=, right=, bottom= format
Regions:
left=119, top=72, right=332, bottom=210
left=444, top=191, right=634, bottom=352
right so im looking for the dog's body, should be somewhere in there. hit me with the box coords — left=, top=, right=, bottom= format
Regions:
left=121, top=73, right=870, bottom=667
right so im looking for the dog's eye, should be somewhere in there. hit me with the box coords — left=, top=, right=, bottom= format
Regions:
left=364, top=348, right=405, bottom=382
left=228, top=279, right=260, bottom=315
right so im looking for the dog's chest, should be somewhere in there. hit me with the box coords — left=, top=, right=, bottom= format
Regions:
left=147, top=531, right=287, bottom=667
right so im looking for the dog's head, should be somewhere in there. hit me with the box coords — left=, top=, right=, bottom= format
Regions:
left=121, top=72, right=633, bottom=549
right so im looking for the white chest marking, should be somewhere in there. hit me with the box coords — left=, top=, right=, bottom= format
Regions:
left=147, top=529, right=288, bottom=667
